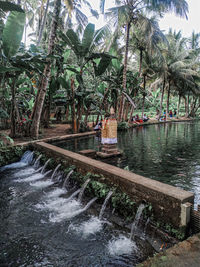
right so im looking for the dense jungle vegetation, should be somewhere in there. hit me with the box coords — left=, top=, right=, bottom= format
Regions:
left=0, top=0, right=200, bottom=139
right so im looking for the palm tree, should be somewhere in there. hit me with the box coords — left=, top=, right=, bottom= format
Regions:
left=30, top=0, right=61, bottom=138
left=100, top=0, right=188, bottom=121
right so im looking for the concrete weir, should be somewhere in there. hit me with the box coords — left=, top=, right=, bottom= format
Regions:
left=33, top=141, right=194, bottom=229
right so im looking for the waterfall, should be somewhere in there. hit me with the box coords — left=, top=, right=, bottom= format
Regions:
left=41, top=159, right=51, bottom=174
left=143, top=218, right=150, bottom=239
left=81, top=197, right=98, bottom=212
left=66, top=189, right=81, bottom=202
left=43, top=170, right=52, bottom=177
left=63, top=170, right=74, bottom=188
left=99, top=191, right=113, bottom=220
left=51, top=164, right=61, bottom=180
left=130, top=203, right=145, bottom=240
left=21, top=151, right=34, bottom=164
left=34, top=155, right=42, bottom=168
left=71, top=197, right=98, bottom=218
left=36, top=166, right=43, bottom=173
left=78, top=179, right=91, bottom=202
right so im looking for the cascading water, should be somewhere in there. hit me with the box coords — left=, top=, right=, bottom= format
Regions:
left=0, top=151, right=34, bottom=171
left=99, top=191, right=113, bottom=220
left=65, top=189, right=81, bottom=202
left=63, top=170, right=74, bottom=188
left=130, top=203, right=145, bottom=240
left=143, top=217, right=150, bottom=239
left=34, top=155, right=42, bottom=168
left=41, top=159, right=51, bottom=174
left=51, top=164, right=61, bottom=180
left=0, top=152, right=155, bottom=266
left=43, top=170, right=52, bottom=177
left=78, top=178, right=91, bottom=202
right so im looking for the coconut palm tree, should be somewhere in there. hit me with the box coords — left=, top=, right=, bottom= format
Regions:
left=30, top=0, right=61, bottom=138
left=100, top=0, right=188, bottom=121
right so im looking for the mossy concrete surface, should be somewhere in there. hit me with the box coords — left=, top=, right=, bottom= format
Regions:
left=137, top=233, right=200, bottom=267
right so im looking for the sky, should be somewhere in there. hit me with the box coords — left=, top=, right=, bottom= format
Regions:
left=87, top=0, right=200, bottom=37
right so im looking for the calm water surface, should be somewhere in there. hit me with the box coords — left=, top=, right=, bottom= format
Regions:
left=53, top=121, right=200, bottom=206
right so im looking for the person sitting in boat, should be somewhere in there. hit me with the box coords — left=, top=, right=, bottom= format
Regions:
left=143, top=114, right=149, bottom=122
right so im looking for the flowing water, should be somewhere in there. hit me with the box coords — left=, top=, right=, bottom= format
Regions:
left=0, top=155, right=152, bottom=266
left=53, top=121, right=200, bottom=206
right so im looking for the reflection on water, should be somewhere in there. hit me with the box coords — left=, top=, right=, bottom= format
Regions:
left=53, top=121, right=200, bottom=205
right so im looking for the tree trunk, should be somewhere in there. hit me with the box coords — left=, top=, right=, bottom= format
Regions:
left=71, top=78, right=77, bottom=133
left=124, top=102, right=129, bottom=121
left=65, top=105, right=69, bottom=121
left=37, top=0, right=50, bottom=46
left=177, top=95, right=181, bottom=117
left=77, top=99, right=82, bottom=132
left=159, top=78, right=165, bottom=117
left=118, top=22, right=131, bottom=121
left=30, top=0, right=61, bottom=138
left=84, top=107, right=90, bottom=125
left=10, top=78, right=17, bottom=138
left=141, top=75, right=146, bottom=117
left=185, top=95, right=189, bottom=117
left=166, top=80, right=171, bottom=119
left=139, top=49, right=143, bottom=75
left=128, top=106, right=134, bottom=122
left=95, top=87, right=109, bottom=125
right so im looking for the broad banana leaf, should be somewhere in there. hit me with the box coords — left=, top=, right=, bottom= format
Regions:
left=81, top=23, right=95, bottom=56
left=65, top=29, right=81, bottom=56
left=2, top=11, right=26, bottom=58
left=0, top=66, right=20, bottom=73
left=0, top=1, right=24, bottom=13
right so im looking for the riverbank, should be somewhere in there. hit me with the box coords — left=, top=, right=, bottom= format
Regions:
left=0, top=116, right=197, bottom=145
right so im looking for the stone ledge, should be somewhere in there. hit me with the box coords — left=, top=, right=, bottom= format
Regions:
left=33, top=141, right=194, bottom=228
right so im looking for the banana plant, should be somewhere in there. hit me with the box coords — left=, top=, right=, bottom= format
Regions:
left=59, top=23, right=114, bottom=76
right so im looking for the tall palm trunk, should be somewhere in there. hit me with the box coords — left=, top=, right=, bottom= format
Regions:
left=139, top=49, right=143, bottom=75
left=71, top=78, right=77, bottom=133
left=118, top=22, right=130, bottom=121
left=141, top=75, right=146, bottom=117
left=166, top=80, right=171, bottom=119
left=177, top=94, right=181, bottom=117
left=10, top=77, right=17, bottom=138
left=30, top=0, right=61, bottom=138
left=159, top=77, right=165, bottom=117
left=37, top=0, right=50, bottom=46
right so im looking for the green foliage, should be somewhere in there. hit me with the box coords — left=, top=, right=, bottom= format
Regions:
left=0, top=1, right=24, bottom=13
left=0, top=133, right=14, bottom=147
left=2, top=11, right=26, bottom=58
left=0, top=107, right=9, bottom=119
left=0, top=145, right=25, bottom=168
left=117, top=121, right=129, bottom=130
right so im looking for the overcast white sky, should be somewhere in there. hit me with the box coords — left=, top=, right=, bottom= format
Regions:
left=87, top=0, right=200, bottom=37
